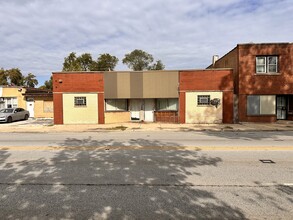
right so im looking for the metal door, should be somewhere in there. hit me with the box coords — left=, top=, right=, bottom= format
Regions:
left=130, top=99, right=142, bottom=120
left=144, top=99, right=155, bottom=122
left=26, top=100, right=34, bottom=117
left=276, top=96, right=286, bottom=120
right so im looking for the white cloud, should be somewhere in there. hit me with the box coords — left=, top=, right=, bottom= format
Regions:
left=0, top=0, right=292, bottom=85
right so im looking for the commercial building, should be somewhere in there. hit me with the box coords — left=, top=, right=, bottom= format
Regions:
left=210, top=42, right=293, bottom=122
left=53, top=69, right=233, bottom=124
left=53, top=42, right=292, bottom=124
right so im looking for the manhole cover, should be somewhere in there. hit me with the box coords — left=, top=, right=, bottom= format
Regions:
left=259, top=159, right=275, bottom=164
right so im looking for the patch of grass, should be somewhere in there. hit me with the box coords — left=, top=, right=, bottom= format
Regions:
left=110, top=125, right=128, bottom=131
left=223, top=126, right=233, bottom=130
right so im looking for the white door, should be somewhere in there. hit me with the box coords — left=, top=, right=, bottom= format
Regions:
left=130, top=99, right=141, bottom=120
left=26, top=100, right=34, bottom=117
left=144, top=99, right=155, bottom=122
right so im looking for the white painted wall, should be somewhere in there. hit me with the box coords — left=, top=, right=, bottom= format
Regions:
left=185, top=91, right=223, bottom=124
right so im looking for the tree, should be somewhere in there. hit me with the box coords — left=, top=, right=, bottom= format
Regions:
left=23, top=73, right=38, bottom=88
left=39, top=76, right=52, bottom=90
left=96, top=53, right=119, bottom=71
left=122, top=49, right=154, bottom=71
left=62, top=52, right=82, bottom=71
left=148, top=60, right=165, bottom=70
left=5, top=68, right=24, bottom=86
left=77, top=53, right=95, bottom=71
left=62, top=52, right=119, bottom=71
left=0, top=68, right=8, bottom=85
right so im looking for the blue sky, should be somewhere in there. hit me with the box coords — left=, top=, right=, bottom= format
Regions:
left=1, top=0, right=292, bottom=86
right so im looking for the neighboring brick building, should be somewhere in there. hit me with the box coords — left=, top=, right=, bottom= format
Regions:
left=53, top=69, right=233, bottom=124
left=210, top=42, right=293, bottom=122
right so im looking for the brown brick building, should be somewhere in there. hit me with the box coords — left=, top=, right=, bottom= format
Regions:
left=210, top=43, right=293, bottom=122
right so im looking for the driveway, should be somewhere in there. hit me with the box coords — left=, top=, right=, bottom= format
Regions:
left=0, top=118, right=53, bottom=126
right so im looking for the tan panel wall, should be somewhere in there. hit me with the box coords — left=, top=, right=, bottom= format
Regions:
left=117, top=72, right=131, bottom=98
left=185, top=92, right=223, bottom=124
left=143, top=71, right=178, bottom=98
left=104, top=72, right=118, bottom=98
left=105, top=112, right=131, bottom=123
left=63, top=93, right=98, bottom=124
left=104, top=71, right=178, bottom=99
left=260, top=95, right=276, bottom=114
left=2, top=87, right=26, bottom=108
left=34, top=98, right=53, bottom=118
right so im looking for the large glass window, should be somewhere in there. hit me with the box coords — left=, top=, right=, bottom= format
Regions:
left=247, top=95, right=276, bottom=115
left=256, top=56, right=278, bottom=73
left=105, top=99, right=127, bottom=111
left=156, top=99, right=178, bottom=111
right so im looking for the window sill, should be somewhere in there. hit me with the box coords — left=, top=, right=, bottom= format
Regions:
left=105, top=110, right=128, bottom=112
left=247, top=114, right=276, bottom=117
left=254, top=73, right=281, bottom=76
left=155, top=110, right=178, bottom=112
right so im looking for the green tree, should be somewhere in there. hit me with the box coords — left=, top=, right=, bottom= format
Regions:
left=148, top=60, right=165, bottom=70
left=0, top=68, right=8, bottom=85
left=39, top=76, right=53, bottom=90
left=96, top=53, right=119, bottom=71
left=5, top=68, right=24, bottom=86
left=77, top=53, right=95, bottom=71
left=23, top=73, right=38, bottom=88
left=62, top=52, right=82, bottom=71
left=62, top=52, right=119, bottom=71
left=122, top=49, right=154, bottom=71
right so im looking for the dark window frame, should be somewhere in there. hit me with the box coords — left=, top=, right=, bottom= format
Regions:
left=74, top=97, right=87, bottom=107
left=197, top=95, right=210, bottom=106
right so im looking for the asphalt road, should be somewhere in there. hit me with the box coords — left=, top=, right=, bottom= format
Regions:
left=0, top=131, right=292, bottom=219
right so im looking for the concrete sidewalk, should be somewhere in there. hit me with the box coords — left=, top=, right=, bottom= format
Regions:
left=1, top=119, right=293, bottom=133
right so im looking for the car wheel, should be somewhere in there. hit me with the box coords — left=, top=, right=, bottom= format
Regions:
left=24, top=114, right=29, bottom=120
left=7, top=116, right=12, bottom=123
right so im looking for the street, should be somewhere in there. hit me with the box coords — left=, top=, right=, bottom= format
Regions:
left=0, top=131, right=292, bottom=219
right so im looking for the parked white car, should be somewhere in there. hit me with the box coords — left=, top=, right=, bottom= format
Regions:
left=0, top=108, right=30, bottom=123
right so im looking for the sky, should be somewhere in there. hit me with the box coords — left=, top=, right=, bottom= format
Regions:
left=1, top=0, right=292, bottom=86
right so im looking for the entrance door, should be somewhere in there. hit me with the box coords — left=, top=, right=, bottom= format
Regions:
left=26, top=100, right=34, bottom=117
left=144, top=99, right=155, bottom=122
left=276, top=96, right=287, bottom=120
left=130, top=99, right=141, bottom=120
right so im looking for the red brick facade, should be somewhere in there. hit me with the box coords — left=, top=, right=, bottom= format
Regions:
left=211, top=43, right=293, bottom=122
left=53, top=72, right=104, bottom=124
left=179, top=69, right=234, bottom=124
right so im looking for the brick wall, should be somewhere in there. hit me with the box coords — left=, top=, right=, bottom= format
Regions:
left=53, top=72, right=104, bottom=124
left=179, top=70, right=234, bottom=124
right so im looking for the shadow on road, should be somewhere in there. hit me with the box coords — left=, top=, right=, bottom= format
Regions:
left=0, top=138, right=248, bottom=219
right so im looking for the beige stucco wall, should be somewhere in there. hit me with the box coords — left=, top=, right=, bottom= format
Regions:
left=186, top=91, right=223, bottom=124
left=63, top=93, right=98, bottom=124
left=2, top=87, right=26, bottom=108
left=34, top=98, right=53, bottom=118
left=105, top=111, right=131, bottom=124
